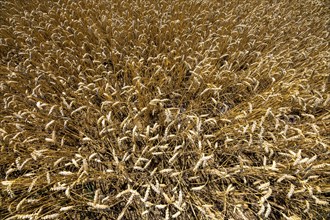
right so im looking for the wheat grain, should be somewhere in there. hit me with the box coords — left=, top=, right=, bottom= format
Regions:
left=5, top=168, right=16, bottom=178
left=51, top=185, right=66, bottom=191
left=177, top=189, right=183, bottom=207
left=258, top=182, right=270, bottom=190
left=133, top=166, right=144, bottom=171
left=16, top=198, right=26, bottom=211
left=265, top=203, right=271, bottom=218
left=82, top=137, right=92, bottom=142
left=169, top=152, right=179, bottom=164
left=155, top=204, right=167, bottom=209
left=12, top=214, right=37, bottom=219
left=141, top=210, right=149, bottom=215
left=191, top=185, right=205, bottom=191
left=45, top=172, right=51, bottom=184
left=88, top=153, right=98, bottom=161
left=142, top=185, right=150, bottom=202
left=312, top=163, right=329, bottom=169
left=160, top=168, right=174, bottom=174
left=45, top=130, right=56, bottom=143
left=116, top=188, right=131, bottom=199
left=88, top=202, right=110, bottom=210
left=172, top=211, right=181, bottom=218
left=59, top=171, right=74, bottom=176
left=152, top=152, right=164, bottom=155
left=287, top=184, right=295, bottom=199
left=261, top=188, right=273, bottom=203
left=150, top=182, right=160, bottom=194
left=193, top=159, right=203, bottom=172
left=226, top=184, right=235, bottom=194
left=60, top=206, right=74, bottom=211
left=41, top=213, right=60, bottom=219
left=64, top=187, right=72, bottom=199
left=28, top=178, right=37, bottom=193
left=258, top=204, right=265, bottom=215
left=165, top=206, right=170, bottom=220
left=312, top=195, right=329, bottom=205
left=306, top=155, right=317, bottom=164
left=45, top=120, right=55, bottom=131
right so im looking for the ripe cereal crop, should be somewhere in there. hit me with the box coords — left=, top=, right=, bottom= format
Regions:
left=1, top=0, right=329, bottom=219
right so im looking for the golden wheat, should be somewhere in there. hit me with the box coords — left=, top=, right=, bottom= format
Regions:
left=1, top=0, right=330, bottom=219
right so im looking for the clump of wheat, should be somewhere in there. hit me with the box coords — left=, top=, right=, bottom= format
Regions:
left=1, top=0, right=329, bottom=219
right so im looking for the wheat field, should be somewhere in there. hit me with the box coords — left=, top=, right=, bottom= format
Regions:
left=0, top=0, right=329, bottom=219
